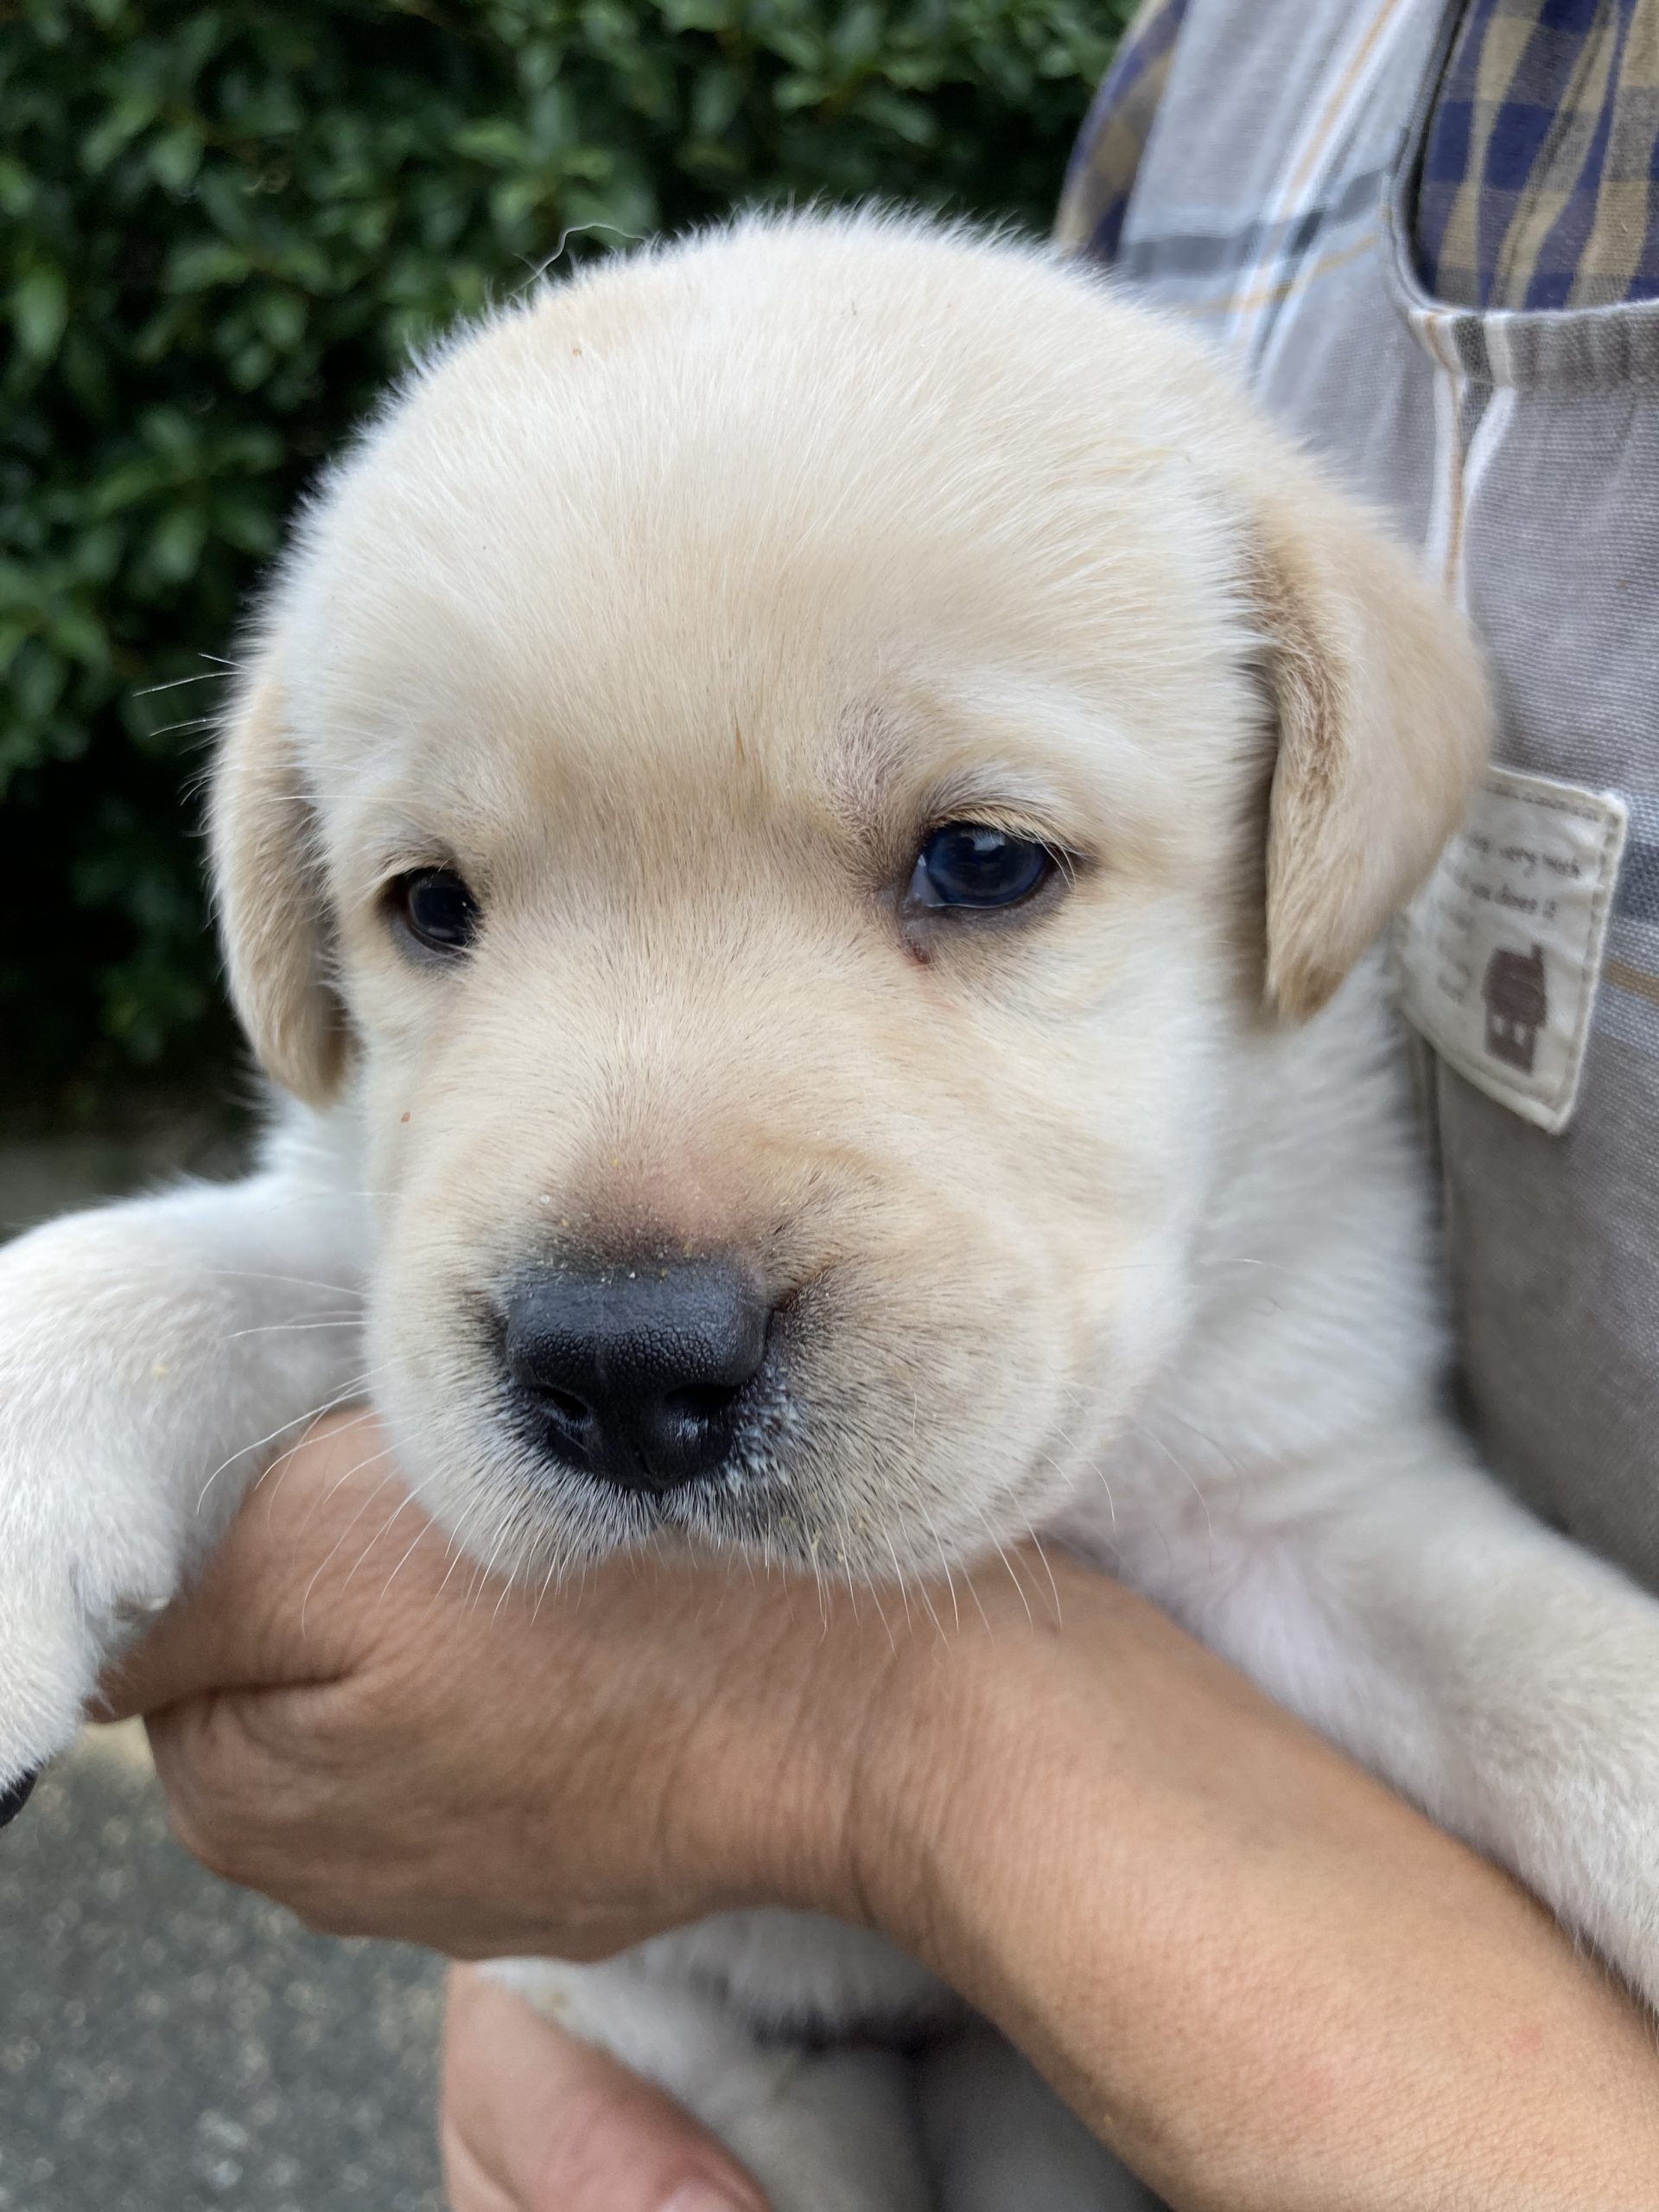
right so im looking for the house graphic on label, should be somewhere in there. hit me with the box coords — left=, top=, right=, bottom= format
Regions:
left=1483, top=944, right=1548, bottom=1073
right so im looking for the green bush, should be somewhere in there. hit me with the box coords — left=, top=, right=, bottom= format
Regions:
left=2, top=0, right=1125, bottom=1115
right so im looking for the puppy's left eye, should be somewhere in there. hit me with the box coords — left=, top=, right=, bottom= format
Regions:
left=907, top=823, right=1055, bottom=912
left=391, top=867, right=480, bottom=954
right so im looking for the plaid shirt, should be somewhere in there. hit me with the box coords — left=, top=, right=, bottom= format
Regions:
left=1060, top=0, right=1659, bottom=311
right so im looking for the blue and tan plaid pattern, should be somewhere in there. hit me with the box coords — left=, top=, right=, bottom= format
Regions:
left=1056, top=0, right=1433, bottom=365
left=1416, top=0, right=1659, bottom=308
left=1054, top=0, right=1190, bottom=260
left=1061, top=0, right=1659, bottom=314
left=1055, top=0, right=1659, bottom=1029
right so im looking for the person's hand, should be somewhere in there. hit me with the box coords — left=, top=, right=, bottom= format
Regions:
left=442, top=1965, right=767, bottom=2212
left=105, top=1407, right=914, bottom=2212
left=100, top=1409, right=928, bottom=1959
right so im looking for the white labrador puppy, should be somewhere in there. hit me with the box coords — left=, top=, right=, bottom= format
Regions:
left=3, top=215, right=1656, bottom=2210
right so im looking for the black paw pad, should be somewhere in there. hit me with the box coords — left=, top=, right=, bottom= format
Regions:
left=0, top=1768, right=41, bottom=1829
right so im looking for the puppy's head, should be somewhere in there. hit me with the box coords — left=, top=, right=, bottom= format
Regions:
left=210, top=216, right=1486, bottom=1579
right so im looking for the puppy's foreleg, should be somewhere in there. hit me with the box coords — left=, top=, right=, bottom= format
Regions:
left=1197, top=1437, right=1659, bottom=2010
left=918, top=2020, right=1159, bottom=2211
left=0, top=1103, right=368, bottom=1793
left=492, top=1955, right=931, bottom=2212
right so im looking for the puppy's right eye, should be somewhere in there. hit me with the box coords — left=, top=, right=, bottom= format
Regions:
left=391, top=867, right=480, bottom=955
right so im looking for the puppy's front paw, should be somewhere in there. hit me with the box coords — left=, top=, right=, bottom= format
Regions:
left=0, top=1538, right=123, bottom=1815
left=0, top=1166, right=360, bottom=1811
left=0, top=1427, right=188, bottom=1806
left=0, top=1233, right=190, bottom=1805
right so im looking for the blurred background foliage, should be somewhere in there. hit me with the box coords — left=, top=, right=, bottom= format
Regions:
left=2, top=0, right=1126, bottom=1121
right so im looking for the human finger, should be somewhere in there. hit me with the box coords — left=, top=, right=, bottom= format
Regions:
left=442, top=1964, right=769, bottom=2212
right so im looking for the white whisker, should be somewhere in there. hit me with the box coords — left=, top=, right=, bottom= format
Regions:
left=973, top=1505, right=1033, bottom=1627
left=219, top=1315, right=362, bottom=1341
left=198, top=1370, right=380, bottom=1512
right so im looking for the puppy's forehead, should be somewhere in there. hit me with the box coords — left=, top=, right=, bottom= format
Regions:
left=286, top=222, right=1254, bottom=838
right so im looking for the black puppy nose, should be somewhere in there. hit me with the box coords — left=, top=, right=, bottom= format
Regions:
left=504, top=1257, right=769, bottom=1493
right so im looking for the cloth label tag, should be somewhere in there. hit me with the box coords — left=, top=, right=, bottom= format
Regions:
left=1397, top=766, right=1628, bottom=1134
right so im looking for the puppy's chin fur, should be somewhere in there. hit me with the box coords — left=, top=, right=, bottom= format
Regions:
left=212, top=211, right=1484, bottom=1585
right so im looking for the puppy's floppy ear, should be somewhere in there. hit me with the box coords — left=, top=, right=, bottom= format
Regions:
left=1251, top=488, right=1490, bottom=1020
left=209, top=662, right=347, bottom=1103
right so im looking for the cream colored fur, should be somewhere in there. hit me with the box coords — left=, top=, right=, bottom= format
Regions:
left=3, top=215, right=1656, bottom=2209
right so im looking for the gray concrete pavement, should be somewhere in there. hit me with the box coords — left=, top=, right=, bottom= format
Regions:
left=0, top=1729, right=446, bottom=2212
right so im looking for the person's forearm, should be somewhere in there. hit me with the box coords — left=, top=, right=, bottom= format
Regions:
left=853, top=1564, right=1659, bottom=2211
